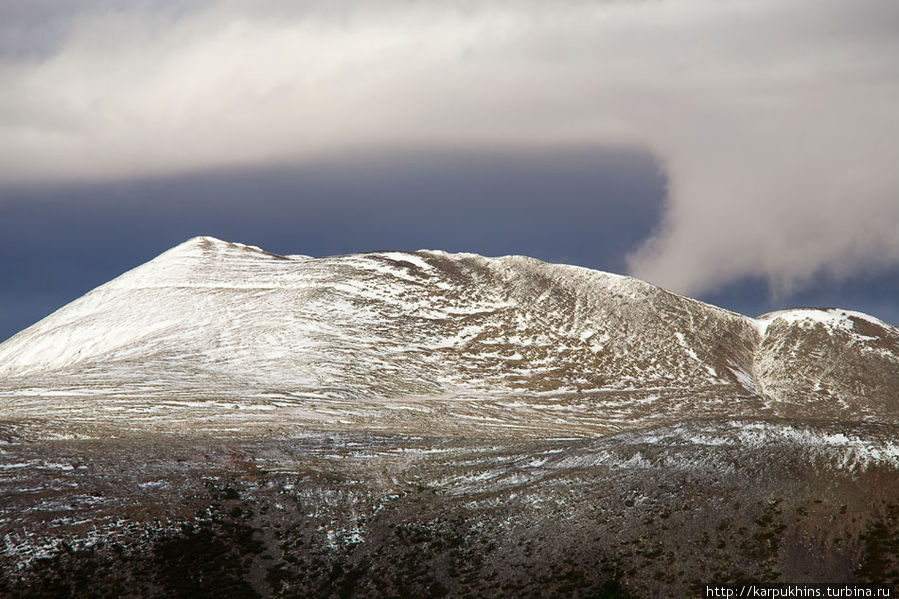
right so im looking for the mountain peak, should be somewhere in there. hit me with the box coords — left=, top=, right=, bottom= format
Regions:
left=160, top=235, right=281, bottom=260
left=0, top=237, right=896, bottom=437
left=756, top=307, right=897, bottom=336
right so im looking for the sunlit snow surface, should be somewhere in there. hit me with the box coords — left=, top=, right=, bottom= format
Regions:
left=2, top=238, right=899, bottom=595
left=0, top=236, right=897, bottom=439
left=756, top=307, right=893, bottom=339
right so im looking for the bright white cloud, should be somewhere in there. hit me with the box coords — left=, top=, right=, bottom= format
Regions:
left=1, top=0, right=898, bottom=296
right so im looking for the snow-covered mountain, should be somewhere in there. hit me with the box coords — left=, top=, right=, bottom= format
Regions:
left=3, top=237, right=899, bottom=597
left=1, top=235, right=896, bottom=437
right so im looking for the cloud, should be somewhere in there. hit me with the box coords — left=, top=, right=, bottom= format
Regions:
left=1, top=0, right=898, bottom=296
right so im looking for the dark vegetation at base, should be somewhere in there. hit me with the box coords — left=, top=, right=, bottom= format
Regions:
left=0, top=516, right=268, bottom=599
left=3, top=434, right=899, bottom=598
left=5, top=488, right=899, bottom=598
left=856, top=503, right=899, bottom=584
left=0, top=496, right=636, bottom=599
left=152, top=520, right=264, bottom=599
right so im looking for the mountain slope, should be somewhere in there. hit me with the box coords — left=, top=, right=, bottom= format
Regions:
left=2, top=237, right=899, bottom=597
left=1, top=236, right=896, bottom=438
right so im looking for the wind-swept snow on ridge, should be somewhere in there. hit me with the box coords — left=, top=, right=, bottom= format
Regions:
left=756, top=307, right=895, bottom=338
left=2, top=237, right=899, bottom=597
left=1, top=236, right=897, bottom=438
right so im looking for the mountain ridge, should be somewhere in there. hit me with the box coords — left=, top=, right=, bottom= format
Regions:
left=1, top=236, right=896, bottom=439
left=2, top=237, right=899, bottom=596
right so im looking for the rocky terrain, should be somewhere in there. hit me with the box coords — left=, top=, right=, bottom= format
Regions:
left=1, top=237, right=897, bottom=597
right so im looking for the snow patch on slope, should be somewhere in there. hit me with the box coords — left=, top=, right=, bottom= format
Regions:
left=755, top=308, right=894, bottom=337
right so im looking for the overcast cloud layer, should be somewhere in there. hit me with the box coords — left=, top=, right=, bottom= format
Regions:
left=2, top=0, right=898, bottom=297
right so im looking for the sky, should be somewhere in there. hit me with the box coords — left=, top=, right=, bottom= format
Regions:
left=1, top=0, right=898, bottom=341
